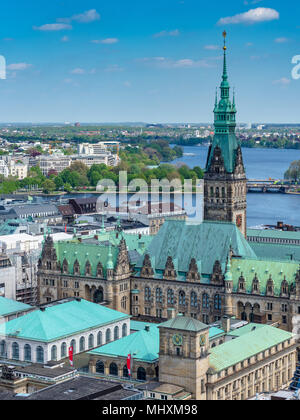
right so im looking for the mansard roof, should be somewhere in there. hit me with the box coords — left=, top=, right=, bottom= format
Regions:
left=135, top=220, right=256, bottom=276
left=231, top=257, right=299, bottom=296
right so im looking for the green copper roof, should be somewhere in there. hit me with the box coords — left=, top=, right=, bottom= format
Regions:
left=206, top=36, right=240, bottom=174
left=159, top=314, right=208, bottom=332
left=231, top=257, right=299, bottom=296
left=89, top=324, right=159, bottom=363
left=135, top=220, right=256, bottom=276
left=247, top=229, right=300, bottom=241
left=249, top=242, right=300, bottom=263
left=209, top=325, right=294, bottom=373
left=209, top=326, right=225, bottom=339
left=54, top=240, right=119, bottom=277
left=0, top=297, right=31, bottom=317
left=0, top=299, right=129, bottom=342
left=226, top=323, right=264, bottom=338
left=53, top=231, right=153, bottom=277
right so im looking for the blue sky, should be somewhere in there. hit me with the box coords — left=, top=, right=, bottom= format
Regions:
left=0, top=0, right=299, bottom=123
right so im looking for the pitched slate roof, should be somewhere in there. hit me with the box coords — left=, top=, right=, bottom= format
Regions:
left=89, top=324, right=159, bottom=363
left=209, top=325, right=294, bottom=373
left=0, top=297, right=31, bottom=317
left=135, top=220, right=256, bottom=275
left=231, top=257, right=299, bottom=296
left=0, top=299, right=129, bottom=342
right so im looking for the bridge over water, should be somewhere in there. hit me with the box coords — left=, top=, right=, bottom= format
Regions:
left=247, top=180, right=298, bottom=194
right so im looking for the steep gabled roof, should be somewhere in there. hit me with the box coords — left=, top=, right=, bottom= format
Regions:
left=135, top=220, right=256, bottom=275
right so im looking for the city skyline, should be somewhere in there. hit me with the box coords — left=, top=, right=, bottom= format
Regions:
left=0, top=0, right=299, bottom=123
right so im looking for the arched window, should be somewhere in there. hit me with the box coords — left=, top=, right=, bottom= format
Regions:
left=61, top=342, right=67, bottom=358
left=144, top=287, right=151, bottom=302
left=179, top=291, right=186, bottom=306
left=167, top=289, right=174, bottom=305
left=109, top=362, right=118, bottom=376
left=114, top=326, right=119, bottom=341
left=97, top=331, right=102, bottom=346
left=106, top=329, right=111, bottom=343
left=281, top=279, right=289, bottom=296
left=156, top=288, right=162, bottom=303
left=122, top=323, right=127, bottom=337
left=73, top=260, right=80, bottom=275
left=123, top=365, right=129, bottom=378
left=202, top=293, right=209, bottom=309
left=85, top=261, right=92, bottom=276
left=191, top=291, right=197, bottom=307
left=36, top=346, right=44, bottom=363
left=97, top=262, right=103, bottom=278
left=96, top=360, right=104, bottom=374
left=137, top=367, right=146, bottom=381
left=0, top=340, right=6, bottom=358
left=88, top=334, right=94, bottom=349
left=79, top=336, right=85, bottom=352
left=62, top=258, right=68, bottom=274
left=12, top=342, right=19, bottom=360
left=214, top=294, right=221, bottom=310
left=51, top=345, right=57, bottom=361
left=24, top=344, right=31, bottom=362
left=70, top=339, right=76, bottom=354
left=93, top=288, right=104, bottom=304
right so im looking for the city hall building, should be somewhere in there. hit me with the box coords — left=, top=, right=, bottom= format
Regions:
left=37, top=35, right=300, bottom=333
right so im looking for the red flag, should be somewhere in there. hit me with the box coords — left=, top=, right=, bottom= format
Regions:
left=127, top=354, right=131, bottom=376
left=69, top=346, right=74, bottom=367
left=65, top=224, right=67, bottom=233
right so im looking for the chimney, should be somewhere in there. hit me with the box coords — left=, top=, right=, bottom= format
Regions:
left=167, top=308, right=176, bottom=319
left=221, top=315, right=231, bottom=333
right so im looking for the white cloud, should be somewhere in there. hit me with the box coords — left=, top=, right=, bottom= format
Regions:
left=7, top=63, right=32, bottom=71
left=218, top=8, right=279, bottom=25
left=153, top=29, right=180, bottom=38
left=71, top=68, right=85, bottom=74
left=204, top=45, right=220, bottom=50
left=34, top=23, right=72, bottom=31
left=273, top=77, right=291, bottom=85
left=97, top=38, right=119, bottom=44
left=275, top=37, right=289, bottom=43
left=138, top=57, right=213, bottom=69
left=58, top=9, right=100, bottom=24
left=104, top=64, right=124, bottom=72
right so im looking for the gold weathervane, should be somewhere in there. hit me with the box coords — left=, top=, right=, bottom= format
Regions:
left=223, top=30, right=227, bottom=50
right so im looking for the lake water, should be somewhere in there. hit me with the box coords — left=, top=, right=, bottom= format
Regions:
left=36, top=146, right=300, bottom=228
left=170, top=146, right=300, bottom=228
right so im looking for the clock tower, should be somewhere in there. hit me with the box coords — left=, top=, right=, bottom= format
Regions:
left=204, top=32, right=247, bottom=237
left=158, top=314, right=210, bottom=400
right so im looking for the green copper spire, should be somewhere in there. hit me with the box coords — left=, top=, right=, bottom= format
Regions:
left=225, top=255, right=233, bottom=282
left=205, top=31, right=240, bottom=174
left=107, top=243, right=114, bottom=270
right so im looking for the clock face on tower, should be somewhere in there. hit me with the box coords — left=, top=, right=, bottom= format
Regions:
left=199, top=334, right=206, bottom=346
left=236, top=214, right=243, bottom=228
left=172, top=333, right=183, bottom=346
